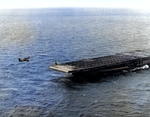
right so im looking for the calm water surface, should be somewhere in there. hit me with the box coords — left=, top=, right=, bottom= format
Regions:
left=0, top=8, right=150, bottom=117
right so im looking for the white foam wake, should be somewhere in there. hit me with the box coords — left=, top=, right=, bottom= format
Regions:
left=132, top=65, right=149, bottom=71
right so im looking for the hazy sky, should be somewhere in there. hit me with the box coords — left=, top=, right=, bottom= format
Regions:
left=0, top=0, right=150, bottom=10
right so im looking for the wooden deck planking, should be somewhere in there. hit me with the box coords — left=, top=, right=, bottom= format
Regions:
left=50, top=52, right=149, bottom=74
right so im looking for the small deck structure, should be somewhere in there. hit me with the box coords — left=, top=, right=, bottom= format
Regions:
left=50, top=51, right=150, bottom=76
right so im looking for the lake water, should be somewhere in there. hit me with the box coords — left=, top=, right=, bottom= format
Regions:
left=0, top=8, right=150, bottom=117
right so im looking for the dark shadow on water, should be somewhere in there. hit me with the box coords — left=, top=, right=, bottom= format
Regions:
left=50, top=70, right=131, bottom=90
left=51, top=68, right=150, bottom=90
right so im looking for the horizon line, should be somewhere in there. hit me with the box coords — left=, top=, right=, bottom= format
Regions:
left=0, top=6, right=145, bottom=10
